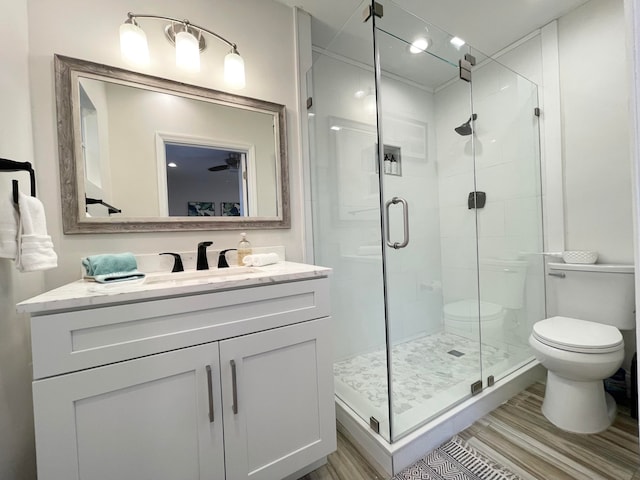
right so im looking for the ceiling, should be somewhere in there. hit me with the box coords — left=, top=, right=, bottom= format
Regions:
left=276, top=0, right=591, bottom=57
left=275, top=0, right=591, bottom=89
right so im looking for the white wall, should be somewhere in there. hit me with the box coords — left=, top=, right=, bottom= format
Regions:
left=27, top=0, right=303, bottom=290
left=0, top=1, right=40, bottom=478
left=559, top=0, right=633, bottom=263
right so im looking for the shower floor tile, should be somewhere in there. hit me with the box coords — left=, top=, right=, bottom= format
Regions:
left=334, top=331, right=530, bottom=433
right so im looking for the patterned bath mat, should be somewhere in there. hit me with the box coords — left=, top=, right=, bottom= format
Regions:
left=393, top=436, right=520, bottom=480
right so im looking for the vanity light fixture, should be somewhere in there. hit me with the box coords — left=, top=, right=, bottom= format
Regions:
left=119, top=12, right=246, bottom=89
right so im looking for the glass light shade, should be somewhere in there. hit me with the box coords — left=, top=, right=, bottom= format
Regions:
left=119, top=22, right=150, bottom=66
left=224, top=52, right=246, bottom=89
left=175, top=31, right=200, bottom=72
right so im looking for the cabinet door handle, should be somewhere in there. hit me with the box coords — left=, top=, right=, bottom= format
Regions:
left=206, top=365, right=214, bottom=423
left=230, top=360, right=238, bottom=415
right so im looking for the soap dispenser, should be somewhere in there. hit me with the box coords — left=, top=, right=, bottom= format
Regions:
left=237, top=232, right=252, bottom=266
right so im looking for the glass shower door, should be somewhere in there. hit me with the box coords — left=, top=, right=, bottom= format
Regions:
left=468, top=50, right=546, bottom=384
left=307, top=2, right=392, bottom=442
left=373, top=1, right=482, bottom=441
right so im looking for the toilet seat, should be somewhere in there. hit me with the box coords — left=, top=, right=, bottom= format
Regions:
left=443, top=300, right=503, bottom=323
left=532, top=316, right=623, bottom=354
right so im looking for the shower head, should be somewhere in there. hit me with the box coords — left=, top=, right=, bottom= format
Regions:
left=454, top=113, right=477, bottom=136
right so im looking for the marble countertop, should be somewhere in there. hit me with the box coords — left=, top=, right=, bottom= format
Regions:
left=17, top=262, right=331, bottom=315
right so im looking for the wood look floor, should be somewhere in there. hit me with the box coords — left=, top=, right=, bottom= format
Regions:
left=302, top=383, right=640, bottom=480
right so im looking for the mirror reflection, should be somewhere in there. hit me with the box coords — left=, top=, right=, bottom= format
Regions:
left=55, top=55, right=289, bottom=233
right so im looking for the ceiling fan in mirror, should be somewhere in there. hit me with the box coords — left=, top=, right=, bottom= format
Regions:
left=208, top=152, right=241, bottom=172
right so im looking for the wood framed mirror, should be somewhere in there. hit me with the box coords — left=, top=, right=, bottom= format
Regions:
left=55, top=54, right=289, bottom=233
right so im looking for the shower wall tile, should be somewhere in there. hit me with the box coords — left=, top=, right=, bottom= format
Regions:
left=440, top=236, right=478, bottom=270
left=436, top=138, right=475, bottom=178
left=504, top=196, right=543, bottom=239
left=476, top=236, right=508, bottom=260
left=477, top=202, right=506, bottom=238
left=438, top=172, right=475, bottom=207
left=439, top=206, right=476, bottom=237
left=441, top=267, right=478, bottom=305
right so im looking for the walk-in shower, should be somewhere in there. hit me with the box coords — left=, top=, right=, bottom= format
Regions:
left=306, top=0, right=546, bottom=473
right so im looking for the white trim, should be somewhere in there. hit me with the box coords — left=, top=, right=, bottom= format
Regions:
left=623, top=0, right=640, bottom=444
left=154, top=132, right=256, bottom=216
left=540, top=21, right=565, bottom=253
left=296, top=8, right=315, bottom=263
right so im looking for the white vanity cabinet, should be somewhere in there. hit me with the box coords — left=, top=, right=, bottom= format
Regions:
left=33, top=342, right=226, bottom=480
left=21, top=267, right=334, bottom=480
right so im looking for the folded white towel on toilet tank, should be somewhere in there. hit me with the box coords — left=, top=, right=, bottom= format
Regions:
left=242, top=253, right=280, bottom=267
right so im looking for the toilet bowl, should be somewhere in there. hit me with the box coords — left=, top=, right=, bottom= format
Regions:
left=529, top=316, right=624, bottom=434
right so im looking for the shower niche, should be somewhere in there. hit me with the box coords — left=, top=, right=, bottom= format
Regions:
left=382, top=144, right=402, bottom=176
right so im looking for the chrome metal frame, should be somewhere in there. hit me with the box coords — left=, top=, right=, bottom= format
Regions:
left=125, top=12, right=241, bottom=55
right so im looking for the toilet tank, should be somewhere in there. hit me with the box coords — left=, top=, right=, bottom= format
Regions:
left=479, top=258, right=528, bottom=309
left=547, top=262, right=635, bottom=330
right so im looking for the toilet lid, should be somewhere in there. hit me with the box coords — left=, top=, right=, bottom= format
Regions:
left=444, top=300, right=503, bottom=321
left=532, top=316, right=623, bottom=353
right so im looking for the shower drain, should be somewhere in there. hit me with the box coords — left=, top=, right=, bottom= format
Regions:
left=447, top=349, right=465, bottom=357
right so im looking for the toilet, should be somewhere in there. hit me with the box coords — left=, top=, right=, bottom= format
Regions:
left=444, top=258, right=528, bottom=343
left=529, top=262, right=635, bottom=434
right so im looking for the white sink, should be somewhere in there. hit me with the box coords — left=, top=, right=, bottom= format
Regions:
left=144, top=267, right=261, bottom=284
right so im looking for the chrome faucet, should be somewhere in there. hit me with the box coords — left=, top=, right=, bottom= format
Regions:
left=197, top=241, right=213, bottom=270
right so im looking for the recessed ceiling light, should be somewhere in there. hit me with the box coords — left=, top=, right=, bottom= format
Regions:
left=409, top=38, right=429, bottom=54
left=354, top=89, right=366, bottom=99
left=450, top=36, right=466, bottom=49
left=168, top=162, right=177, bottom=168
left=330, top=126, right=341, bottom=131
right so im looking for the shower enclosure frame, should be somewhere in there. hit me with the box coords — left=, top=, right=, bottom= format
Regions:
left=304, top=0, right=548, bottom=474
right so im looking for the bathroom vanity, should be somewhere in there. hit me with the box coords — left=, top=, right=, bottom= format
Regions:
left=17, top=262, right=334, bottom=480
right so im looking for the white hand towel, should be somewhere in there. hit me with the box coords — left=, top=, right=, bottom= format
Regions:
left=242, top=253, right=280, bottom=267
left=16, top=192, right=58, bottom=272
left=0, top=193, right=18, bottom=259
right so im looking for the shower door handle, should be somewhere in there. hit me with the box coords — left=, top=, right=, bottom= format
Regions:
left=385, top=197, right=409, bottom=249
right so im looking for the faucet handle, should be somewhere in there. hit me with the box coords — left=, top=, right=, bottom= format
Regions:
left=159, top=252, right=184, bottom=272
left=218, top=249, right=237, bottom=269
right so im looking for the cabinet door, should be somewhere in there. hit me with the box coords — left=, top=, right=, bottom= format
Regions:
left=32, top=343, right=224, bottom=480
left=220, top=317, right=336, bottom=480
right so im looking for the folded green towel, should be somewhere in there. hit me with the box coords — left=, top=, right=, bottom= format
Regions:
left=83, top=252, right=138, bottom=276
left=94, top=270, right=146, bottom=284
